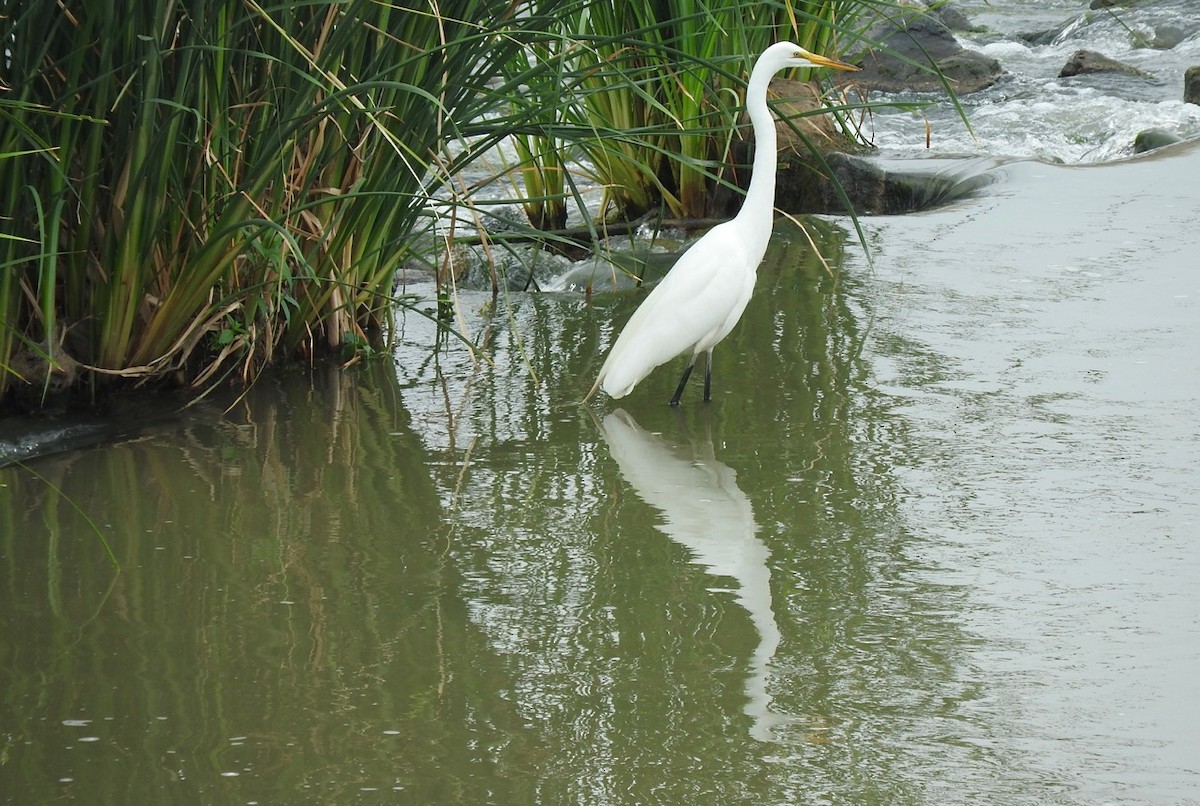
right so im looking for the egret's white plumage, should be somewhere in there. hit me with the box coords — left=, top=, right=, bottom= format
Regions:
left=589, top=42, right=857, bottom=405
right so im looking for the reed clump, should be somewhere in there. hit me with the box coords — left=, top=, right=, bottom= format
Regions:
left=1, top=0, right=562, bottom=408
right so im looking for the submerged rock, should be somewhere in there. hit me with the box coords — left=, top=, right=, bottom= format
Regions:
left=840, top=13, right=1004, bottom=95
left=1059, top=49, right=1151, bottom=78
left=549, top=247, right=679, bottom=293
left=775, top=153, right=998, bottom=215
left=1144, top=25, right=1186, bottom=50
left=1133, top=128, right=1183, bottom=153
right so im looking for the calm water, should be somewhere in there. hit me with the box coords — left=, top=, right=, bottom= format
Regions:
left=3, top=139, right=1199, bottom=802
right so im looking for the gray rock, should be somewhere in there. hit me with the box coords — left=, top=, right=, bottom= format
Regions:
left=931, top=2, right=982, bottom=33
left=841, top=13, right=1004, bottom=95
left=1132, top=128, right=1182, bottom=153
left=1059, top=49, right=1150, bottom=78
left=1186, top=66, right=1200, bottom=106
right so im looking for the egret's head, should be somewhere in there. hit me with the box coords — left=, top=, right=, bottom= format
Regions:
left=764, top=41, right=858, bottom=73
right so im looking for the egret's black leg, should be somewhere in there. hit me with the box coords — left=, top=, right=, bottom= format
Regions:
left=703, top=352, right=713, bottom=402
left=670, top=359, right=696, bottom=407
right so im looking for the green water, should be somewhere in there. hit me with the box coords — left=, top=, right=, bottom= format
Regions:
left=3, top=148, right=1199, bottom=803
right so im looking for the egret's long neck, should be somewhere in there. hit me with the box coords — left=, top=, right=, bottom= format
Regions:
left=735, top=60, right=781, bottom=237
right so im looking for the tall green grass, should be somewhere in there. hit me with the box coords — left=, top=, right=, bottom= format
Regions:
left=0, top=0, right=564, bottom=406
left=504, top=0, right=872, bottom=223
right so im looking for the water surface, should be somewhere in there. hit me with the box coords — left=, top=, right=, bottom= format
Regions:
left=3, top=147, right=1199, bottom=806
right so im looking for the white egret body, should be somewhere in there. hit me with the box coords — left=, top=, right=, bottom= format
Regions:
left=590, top=42, right=857, bottom=405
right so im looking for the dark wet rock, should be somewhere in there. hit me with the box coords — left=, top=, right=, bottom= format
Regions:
left=0, top=367, right=249, bottom=467
left=0, top=418, right=116, bottom=466
left=1133, top=128, right=1183, bottom=153
left=774, top=153, right=998, bottom=215
left=1059, top=49, right=1151, bottom=78
left=840, top=13, right=1004, bottom=95
left=0, top=388, right=188, bottom=465
left=1185, top=67, right=1200, bottom=105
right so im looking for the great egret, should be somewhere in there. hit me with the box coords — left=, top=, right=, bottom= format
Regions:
left=587, top=42, right=857, bottom=406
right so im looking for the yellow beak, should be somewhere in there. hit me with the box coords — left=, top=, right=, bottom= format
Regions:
left=804, top=51, right=860, bottom=72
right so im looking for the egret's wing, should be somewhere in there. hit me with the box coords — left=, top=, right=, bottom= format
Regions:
left=600, top=226, right=752, bottom=397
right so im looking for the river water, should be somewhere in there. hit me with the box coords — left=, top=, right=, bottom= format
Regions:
left=870, top=0, right=1200, bottom=161
left=2, top=3, right=1199, bottom=803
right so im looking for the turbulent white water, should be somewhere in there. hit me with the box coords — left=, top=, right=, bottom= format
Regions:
left=863, top=0, right=1200, bottom=163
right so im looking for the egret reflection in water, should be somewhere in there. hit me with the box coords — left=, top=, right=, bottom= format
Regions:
left=598, top=408, right=782, bottom=741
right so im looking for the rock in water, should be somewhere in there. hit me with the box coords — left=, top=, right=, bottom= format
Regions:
left=840, top=13, right=1003, bottom=95
left=1059, top=49, right=1150, bottom=79
left=931, top=2, right=982, bottom=33
left=1185, top=67, right=1200, bottom=106
left=1146, top=25, right=1186, bottom=50
left=1133, top=129, right=1182, bottom=154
